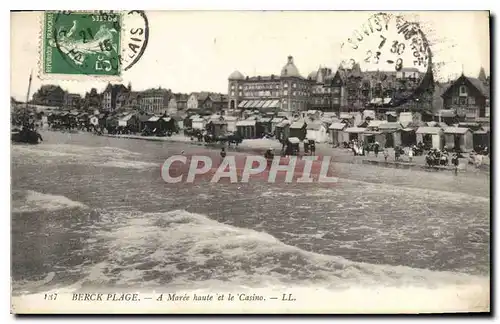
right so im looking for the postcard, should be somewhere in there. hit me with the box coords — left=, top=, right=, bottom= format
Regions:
left=10, top=10, right=490, bottom=314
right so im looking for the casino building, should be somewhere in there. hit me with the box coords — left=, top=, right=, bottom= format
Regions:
left=227, top=55, right=435, bottom=116
left=227, top=56, right=312, bottom=114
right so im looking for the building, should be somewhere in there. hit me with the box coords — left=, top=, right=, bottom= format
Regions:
left=208, top=93, right=228, bottom=112
left=32, top=85, right=65, bottom=107
left=307, top=67, right=334, bottom=111
left=325, top=63, right=434, bottom=116
left=227, top=55, right=311, bottom=115
left=187, top=92, right=211, bottom=110
left=441, top=70, right=490, bottom=121
left=82, top=88, right=102, bottom=110
left=63, top=93, right=82, bottom=110
left=139, top=88, right=171, bottom=114
left=101, top=83, right=129, bottom=112
left=167, top=93, right=189, bottom=115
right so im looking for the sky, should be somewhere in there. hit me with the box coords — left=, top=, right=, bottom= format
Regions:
left=10, top=11, right=490, bottom=101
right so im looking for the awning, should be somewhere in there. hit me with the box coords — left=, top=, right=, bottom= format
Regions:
left=268, top=100, right=280, bottom=108
left=435, top=109, right=456, bottom=118
left=277, top=120, right=291, bottom=127
left=370, top=98, right=383, bottom=105
left=344, top=127, right=366, bottom=133
left=259, top=117, right=272, bottom=123
left=271, top=117, right=284, bottom=124
left=256, top=100, right=266, bottom=108
left=339, top=113, right=351, bottom=119
left=329, top=122, right=346, bottom=130
left=402, top=128, right=416, bottom=132
left=473, top=130, right=488, bottom=135
left=307, top=122, right=323, bottom=131
left=363, top=130, right=381, bottom=135
left=288, top=137, right=300, bottom=144
left=378, top=122, right=402, bottom=130
left=367, top=120, right=385, bottom=128
left=444, top=127, right=470, bottom=134
left=416, top=127, right=443, bottom=135
left=236, top=120, right=256, bottom=127
left=385, top=111, right=397, bottom=117
left=243, top=101, right=254, bottom=108
left=383, top=97, right=392, bottom=104
left=290, top=121, right=305, bottom=129
left=148, top=116, right=160, bottom=122
left=162, top=117, right=172, bottom=122
left=238, top=100, right=248, bottom=108
left=458, top=122, right=480, bottom=127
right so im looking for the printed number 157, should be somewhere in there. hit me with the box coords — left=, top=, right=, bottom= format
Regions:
left=44, top=293, right=57, bottom=300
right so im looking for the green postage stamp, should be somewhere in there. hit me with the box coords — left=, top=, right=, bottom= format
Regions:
left=42, top=11, right=122, bottom=79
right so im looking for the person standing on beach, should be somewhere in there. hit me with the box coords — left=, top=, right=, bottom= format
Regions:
left=408, top=146, right=413, bottom=163
left=374, top=142, right=380, bottom=158
left=220, top=147, right=226, bottom=159
left=383, top=149, right=389, bottom=162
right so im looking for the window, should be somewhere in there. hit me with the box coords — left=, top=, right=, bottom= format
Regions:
left=453, top=97, right=459, bottom=105
left=293, top=91, right=296, bottom=96
left=333, top=87, right=340, bottom=94
left=239, top=91, right=242, bottom=96
left=292, top=103, right=296, bottom=109
left=231, top=85, right=235, bottom=90
left=238, top=85, right=242, bottom=90
left=333, top=98, right=340, bottom=104
left=468, top=97, right=476, bottom=105
left=459, top=85, right=467, bottom=96
left=275, top=84, right=279, bottom=89
left=284, top=82, right=288, bottom=88
left=459, top=97, right=467, bottom=105
left=231, top=91, right=235, bottom=96
left=293, top=83, right=297, bottom=88
left=284, top=90, right=288, bottom=96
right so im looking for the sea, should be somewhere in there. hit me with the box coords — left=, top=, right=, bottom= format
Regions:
left=11, top=131, right=490, bottom=312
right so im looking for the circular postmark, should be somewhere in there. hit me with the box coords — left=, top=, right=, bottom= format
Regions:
left=338, top=12, right=433, bottom=108
left=50, top=10, right=149, bottom=76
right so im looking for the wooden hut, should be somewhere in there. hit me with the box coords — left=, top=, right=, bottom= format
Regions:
left=236, top=120, right=257, bottom=139
left=275, top=119, right=290, bottom=141
left=443, top=127, right=473, bottom=152
left=329, top=122, right=347, bottom=146
left=343, top=127, right=366, bottom=142
left=206, top=119, right=228, bottom=137
left=415, top=126, right=444, bottom=150
left=378, top=122, right=402, bottom=148
left=289, top=120, right=307, bottom=141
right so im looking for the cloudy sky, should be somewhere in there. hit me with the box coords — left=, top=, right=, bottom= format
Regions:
left=11, top=11, right=489, bottom=101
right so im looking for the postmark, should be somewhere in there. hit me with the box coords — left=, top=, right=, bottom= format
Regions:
left=338, top=12, right=433, bottom=107
left=40, top=10, right=149, bottom=80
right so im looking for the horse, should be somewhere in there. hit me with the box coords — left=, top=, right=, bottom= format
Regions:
left=227, top=134, right=243, bottom=147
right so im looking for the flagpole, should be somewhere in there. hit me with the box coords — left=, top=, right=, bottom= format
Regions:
left=25, top=69, right=33, bottom=110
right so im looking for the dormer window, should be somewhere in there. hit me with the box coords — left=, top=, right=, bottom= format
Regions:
left=459, top=85, right=467, bottom=96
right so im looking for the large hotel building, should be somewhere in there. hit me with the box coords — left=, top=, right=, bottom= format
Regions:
left=227, top=55, right=434, bottom=115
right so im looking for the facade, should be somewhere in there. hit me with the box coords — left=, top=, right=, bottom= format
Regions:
left=227, top=56, right=311, bottom=115
left=139, top=88, right=171, bottom=114
left=187, top=92, right=210, bottom=110
left=64, top=93, right=82, bottom=109
left=101, top=83, right=129, bottom=112
left=325, top=63, right=434, bottom=116
left=32, top=85, right=65, bottom=107
left=307, top=67, right=334, bottom=111
left=441, top=71, right=490, bottom=121
left=166, top=93, right=188, bottom=115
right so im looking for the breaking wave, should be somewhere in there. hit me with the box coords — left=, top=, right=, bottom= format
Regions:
left=74, top=209, right=487, bottom=290
left=11, top=190, right=88, bottom=213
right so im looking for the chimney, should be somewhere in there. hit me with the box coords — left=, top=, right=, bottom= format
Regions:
left=287, top=56, right=293, bottom=64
